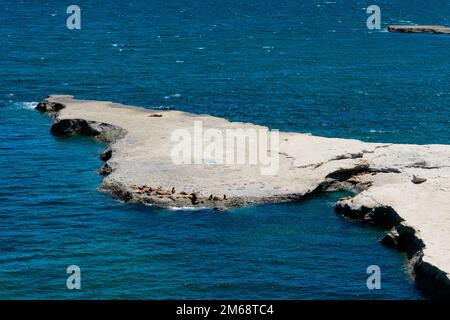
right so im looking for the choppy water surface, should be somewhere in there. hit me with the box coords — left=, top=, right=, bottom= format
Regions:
left=1, top=0, right=448, bottom=299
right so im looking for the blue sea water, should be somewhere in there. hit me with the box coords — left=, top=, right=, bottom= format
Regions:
left=1, top=0, right=448, bottom=299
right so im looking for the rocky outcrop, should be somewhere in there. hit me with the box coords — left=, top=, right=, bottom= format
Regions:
left=100, top=148, right=112, bottom=162
left=50, top=119, right=126, bottom=143
left=38, top=96, right=127, bottom=143
left=387, top=25, right=450, bottom=35
left=335, top=198, right=450, bottom=299
left=36, top=95, right=450, bottom=299
left=36, top=98, right=65, bottom=113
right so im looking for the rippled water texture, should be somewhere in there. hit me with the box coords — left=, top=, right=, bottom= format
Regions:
left=1, top=0, right=448, bottom=299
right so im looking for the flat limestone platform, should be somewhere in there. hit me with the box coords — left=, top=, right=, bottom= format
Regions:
left=387, top=25, right=450, bottom=35
left=36, top=95, right=450, bottom=298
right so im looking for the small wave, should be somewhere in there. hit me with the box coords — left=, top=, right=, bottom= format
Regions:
left=153, top=105, right=174, bottom=110
left=17, top=102, right=38, bottom=110
left=369, top=129, right=387, bottom=133
left=326, top=201, right=337, bottom=208
left=164, top=93, right=181, bottom=99
left=168, top=206, right=208, bottom=211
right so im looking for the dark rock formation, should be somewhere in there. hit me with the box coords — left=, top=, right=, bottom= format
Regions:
left=387, top=25, right=450, bottom=35
left=335, top=200, right=450, bottom=299
left=98, top=163, right=113, bottom=176
left=100, top=148, right=112, bottom=162
left=412, top=175, right=427, bottom=184
left=380, top=230, right=398, bottom=248
left=51, top=119, right=101, bottom=137
left=36, top=98, right=65, bottom=113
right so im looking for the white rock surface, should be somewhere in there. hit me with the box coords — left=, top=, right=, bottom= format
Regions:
left=37, top=95, right=450, bottom=298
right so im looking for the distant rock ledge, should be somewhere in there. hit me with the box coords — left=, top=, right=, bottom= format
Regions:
left=36, top=95, right=450, bottom=299
left=387, top=25, right=450, bottom=35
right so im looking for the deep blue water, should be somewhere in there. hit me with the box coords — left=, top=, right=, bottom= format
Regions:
left=1, top=0, right=448, bottom=299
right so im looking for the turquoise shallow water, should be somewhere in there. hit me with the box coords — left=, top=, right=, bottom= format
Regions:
left=1, top=0, right=448, bottom=299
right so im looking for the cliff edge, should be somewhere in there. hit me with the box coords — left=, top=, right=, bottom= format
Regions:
left=37, top=95, right=450, bottom=298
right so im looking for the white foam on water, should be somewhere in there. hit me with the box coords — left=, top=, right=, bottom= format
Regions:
left=17, top=102, right=38, bottom=110
left=326, top=201, right=337, bottom=208
left=164, top=93, right=181, bottom=99
left=168, top=206, right=208, bottom=211
left=153, top=105, right=174, bottom=110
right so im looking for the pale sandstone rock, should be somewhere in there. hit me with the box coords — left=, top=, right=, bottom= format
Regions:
left=37, top=95, right=450, bottom=298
